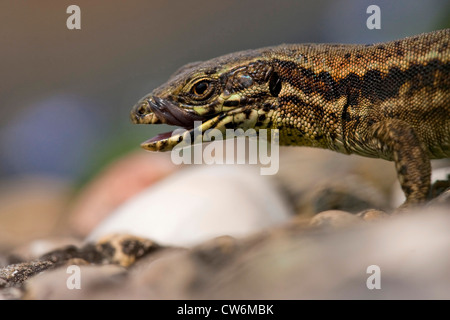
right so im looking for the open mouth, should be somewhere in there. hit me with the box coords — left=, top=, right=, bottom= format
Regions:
left=131, top=96, right=224, bottom=151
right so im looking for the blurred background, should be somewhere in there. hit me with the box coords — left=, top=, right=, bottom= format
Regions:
left=0, top=0, right=449, bottom=250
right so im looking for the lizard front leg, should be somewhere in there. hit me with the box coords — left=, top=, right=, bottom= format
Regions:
left=367, top=119, right=431, bottom=209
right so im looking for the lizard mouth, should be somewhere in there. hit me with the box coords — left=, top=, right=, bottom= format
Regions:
left=131, top=96, right=223, bottom=151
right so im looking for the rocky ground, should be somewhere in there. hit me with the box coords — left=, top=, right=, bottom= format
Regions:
left=0, top=147, right=449, bottom=299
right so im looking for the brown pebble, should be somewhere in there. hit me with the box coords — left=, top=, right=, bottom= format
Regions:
left=357, top=209, right=390, bottom=221
left=309, top=210, right=361, bottom=228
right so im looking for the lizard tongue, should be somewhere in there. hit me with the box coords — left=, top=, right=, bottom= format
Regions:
left=145, top=131, right=174, bottom=143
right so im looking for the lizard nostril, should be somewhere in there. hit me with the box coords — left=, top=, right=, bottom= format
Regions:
left=137, top=105, right=146, bottom=115
left=135, top=101, right=150, bottom=116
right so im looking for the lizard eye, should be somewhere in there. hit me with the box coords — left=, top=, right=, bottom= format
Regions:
left=191, top=80, right=214, bottom=100
left=194, top=81, right=208, bottom=95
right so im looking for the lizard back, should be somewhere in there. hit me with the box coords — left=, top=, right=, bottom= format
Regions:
left=264, top=29, right=450, bottom=159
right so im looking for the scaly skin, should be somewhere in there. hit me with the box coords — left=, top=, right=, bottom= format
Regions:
left=131, top=29, right=450, bottom=207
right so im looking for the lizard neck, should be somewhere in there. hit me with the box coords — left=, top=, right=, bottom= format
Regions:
left=270, top=100, right=348, bottom=153
left=263, top=29, right=450, bottom=156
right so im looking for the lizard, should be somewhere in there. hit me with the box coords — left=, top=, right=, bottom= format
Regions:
left=130, top=29, right=450, bottom=209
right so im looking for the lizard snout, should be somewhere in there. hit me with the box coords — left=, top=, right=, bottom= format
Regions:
left=130, top=98, right=162, bottom=124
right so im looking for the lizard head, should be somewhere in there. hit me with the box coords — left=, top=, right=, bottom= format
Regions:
left=130, top=48, right=281, bottom=151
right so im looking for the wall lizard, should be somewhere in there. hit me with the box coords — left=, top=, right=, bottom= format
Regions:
left=130, top=29, right=450, bottom=208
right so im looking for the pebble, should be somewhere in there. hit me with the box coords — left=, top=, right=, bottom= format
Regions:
left=88, top=165, right=293, bottom=247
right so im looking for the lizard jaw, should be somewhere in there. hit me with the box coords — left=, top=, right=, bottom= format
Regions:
left=140, top=113, right=233, bottom=151
left=131, top=96, right=266, bottom=152
left=139, top=108, right=269, bottom=152
left=131, top=96, right=221, bottom=152
left=140, top=126, right=197, bottom=152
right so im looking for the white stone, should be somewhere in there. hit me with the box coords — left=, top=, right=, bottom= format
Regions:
left=88, top=165, right=292, bottom=247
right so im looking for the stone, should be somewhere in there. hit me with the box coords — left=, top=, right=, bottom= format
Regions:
left=88, top=165, right=293, bottom=247
left=310, top=210, right=362, bottom=228
left=357, top=209, right=389, bottom=221
left=68, top=151, right=178, bottom=236
left=24, top=264, right=126, bottom=300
